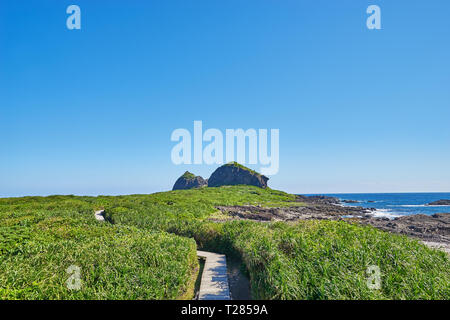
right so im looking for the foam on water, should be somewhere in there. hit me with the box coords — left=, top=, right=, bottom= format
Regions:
left=366, top=209, right=401, bottom=220
left=308, top=193, right=450, bottom=217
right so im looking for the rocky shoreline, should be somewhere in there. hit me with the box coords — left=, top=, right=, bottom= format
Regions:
left=214, top=195, right=373, bottom=222
left=213, top=195, right=450, bottom=253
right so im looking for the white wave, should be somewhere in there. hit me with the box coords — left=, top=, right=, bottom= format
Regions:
left=366, top=209, right=402, bottom=220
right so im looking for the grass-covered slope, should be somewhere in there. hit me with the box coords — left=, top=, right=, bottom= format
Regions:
left=214, top=221, right=449, bottom=299
left=1, top=186, right=449, bottom=300
left=0, top=197, right=198, bottom=299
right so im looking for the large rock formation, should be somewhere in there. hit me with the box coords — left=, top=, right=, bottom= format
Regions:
left=172, top=171, right=207, bottom=191
left=208, top=162, right=269, bottom=188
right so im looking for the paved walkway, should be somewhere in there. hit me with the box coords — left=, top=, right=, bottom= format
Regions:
left=197, top=251, right=231, bottom=300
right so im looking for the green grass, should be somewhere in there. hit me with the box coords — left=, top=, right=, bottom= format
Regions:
left=224, top=161, right=262, bottom=176
left=214, top=220, right=450, bottom=299
left=0, top=186, right=449, bottom=300
left=180, top=171, right=197, bottom=179
left=0, top=198, right=198, bottom=299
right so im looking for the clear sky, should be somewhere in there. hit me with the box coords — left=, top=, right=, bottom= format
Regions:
left=1, top=0, right=449, bottom=197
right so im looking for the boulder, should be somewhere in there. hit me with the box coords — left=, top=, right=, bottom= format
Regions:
left=172, top=171, right=207, bottom=190
left=208, top=162, right=268, bottom=188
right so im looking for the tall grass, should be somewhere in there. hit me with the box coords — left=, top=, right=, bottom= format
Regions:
left=0, top=199, right=197, bottom=299
left=1, top=186, right=449, bottom=299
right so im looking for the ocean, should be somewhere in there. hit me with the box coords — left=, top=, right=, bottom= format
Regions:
left=305, top=193, right=450, bottom=219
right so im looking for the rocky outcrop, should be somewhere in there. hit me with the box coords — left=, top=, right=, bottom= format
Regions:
left=207, top=162, right=269, bottom=188
left=342, top=200, right=360, bottom=204
left=214, top=204, right=372, bottom=222
left=362, top=213, right=450, bottom=244
left=172, top=171, right=207, bottom=191
left=427, top=200, right=450, bottom=206
left=295, top=195, right=340, bottom=205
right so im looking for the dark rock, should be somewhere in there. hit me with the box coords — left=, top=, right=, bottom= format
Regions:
left=208, top=162, right=269, bottom=188
left=214, top=201, right=374, bottom=223
left=362, top=213, right=450, bottom=244
left=342, top=200, right=360, bottom=204
left=172, top=171, right=207, bottom=190
left=427, top=199, right=450, bottom=206
left=295, top=195, right=340, bottom=205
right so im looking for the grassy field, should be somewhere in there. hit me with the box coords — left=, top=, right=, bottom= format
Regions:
left=0, top=196, right=198, bottom=299
left=1, top=186, right=449, bottom=299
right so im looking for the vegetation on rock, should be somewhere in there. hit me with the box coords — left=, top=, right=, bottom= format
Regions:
left=172, top=171, right=207, bottom=191
left=208, top=162, right=269, bottom=188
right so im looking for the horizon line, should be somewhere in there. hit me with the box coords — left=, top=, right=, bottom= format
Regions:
left=2, top=190, right=450, bottom=199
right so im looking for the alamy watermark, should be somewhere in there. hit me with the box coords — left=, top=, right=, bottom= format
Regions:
left=171, top=121, right=279, bottom=175
left=366, top=265, right=381, bottom=290
left=66, top=265, right=82, bottom=290
left=66, top=5, right=81, bottom=30
left=367, top=5, right=381, bottom=30
left=65, top=4, right=380, bottom=31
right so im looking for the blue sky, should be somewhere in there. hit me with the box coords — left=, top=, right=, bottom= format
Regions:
left=1, top=0, right=449, bottom=196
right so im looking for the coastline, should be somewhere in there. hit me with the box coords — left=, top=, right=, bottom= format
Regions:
left=214, top=194, right=450, bottom=255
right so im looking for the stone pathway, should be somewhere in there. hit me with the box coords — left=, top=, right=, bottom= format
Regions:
left=197, top=251, right=231, bottom=300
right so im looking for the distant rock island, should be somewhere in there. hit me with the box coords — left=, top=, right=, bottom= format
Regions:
left=427, top=199, right=450, bottom=206
left=172, top=162, right=269, bottom=191
left=172, top=171, right=207, bottom=190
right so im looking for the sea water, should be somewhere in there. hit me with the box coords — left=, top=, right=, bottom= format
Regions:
left=303, top=193, right=450, bottom=218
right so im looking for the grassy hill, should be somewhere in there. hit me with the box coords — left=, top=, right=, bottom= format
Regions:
left=1, top=186, right=449, bottom=299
